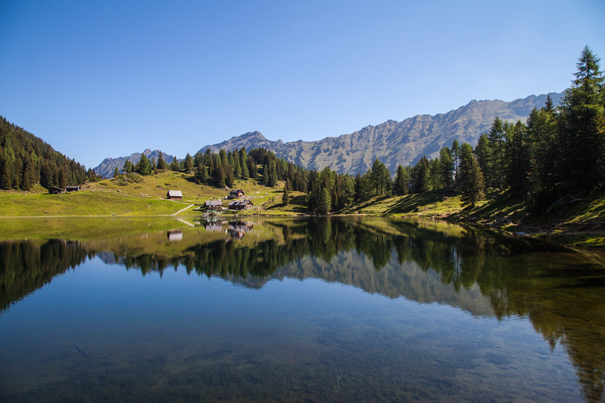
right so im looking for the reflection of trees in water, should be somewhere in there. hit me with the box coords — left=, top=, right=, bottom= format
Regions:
left=1, top=218, right=604, bottom=402
left=0, top=240, right=90, bottom=312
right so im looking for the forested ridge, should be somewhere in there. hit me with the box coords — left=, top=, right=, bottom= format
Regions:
left=305, top=46, right=605, bottom=215
left=0, top=117, right=98, bottom=191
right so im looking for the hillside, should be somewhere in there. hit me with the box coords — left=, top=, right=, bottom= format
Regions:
left=94, top=149, right=177, bottom=179
left=0, top=116, right=91, bottom=190
left=198, top=92, right=563, bottom=174
left=0, top=170, right=286, bottom=217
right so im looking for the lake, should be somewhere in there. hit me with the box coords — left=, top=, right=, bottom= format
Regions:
left=1, top=217, right=604, bottom=402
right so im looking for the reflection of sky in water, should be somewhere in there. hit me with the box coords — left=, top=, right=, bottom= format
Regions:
left=0, top=255, right=583, bottom=402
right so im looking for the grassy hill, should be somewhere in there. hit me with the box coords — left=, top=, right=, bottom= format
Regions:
left=0, top=170, right=288, bottom=217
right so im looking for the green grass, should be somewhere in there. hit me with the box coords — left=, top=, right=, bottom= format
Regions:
left=0, top=190, right=188, bottom=217
left=92, top=170, right=280, bottom=204
left=257, top=191, right=309, bottom=216
left=340, top=190, right=464, bottom=217
left=0, top=171, right=287, bottom=217
left=0, top=216, right=193, bottom=240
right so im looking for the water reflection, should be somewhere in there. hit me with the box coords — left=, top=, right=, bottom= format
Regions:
left=1, top=217, right=604, bottom=401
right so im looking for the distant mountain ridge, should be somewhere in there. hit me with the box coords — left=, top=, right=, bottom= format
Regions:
left=198, top=92, right=562, bottom=174
left=93, top=92, right=562, bottom=177
left=94, top=149, right=176, bottom=178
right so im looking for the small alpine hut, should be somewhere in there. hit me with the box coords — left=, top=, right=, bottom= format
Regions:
left=204, top=200, right=223, bottom=210
left=227, top=189, right=245, bottom=199
left=228, top=199, right=254, bottom=210
left=66, top=186, right=81, bottom=192
left=48, top=186, right=66, bottom=194
left=167, top=190, right=183, bottom=200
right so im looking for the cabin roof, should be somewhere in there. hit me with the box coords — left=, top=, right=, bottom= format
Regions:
left=167, top=190, right=183, bottom=197
left=228, top=199, right=253, bottom=207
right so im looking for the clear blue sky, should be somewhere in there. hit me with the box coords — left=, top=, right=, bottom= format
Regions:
left=1, top=0, right=604, bottom=169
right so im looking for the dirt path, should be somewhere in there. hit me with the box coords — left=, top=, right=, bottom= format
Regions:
left=172, top=204, right=195, bottom=216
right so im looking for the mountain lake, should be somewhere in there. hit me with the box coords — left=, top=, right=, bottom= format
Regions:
left=0, top=216, right=604, bottom=402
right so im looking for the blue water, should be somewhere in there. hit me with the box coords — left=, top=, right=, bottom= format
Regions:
left=0, top=217, right=603, bottom=402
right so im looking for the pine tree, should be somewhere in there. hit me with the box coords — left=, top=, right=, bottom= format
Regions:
left=506, top=121, right=530, bottom=195
left=342, top=174, right=355, bottom=206
left=184, top=153, right=193, bottom=172
left=262, top=164, right=269, bottom=185
left=123, top=160, right=132, bottom=173
left=393, top=165, right=409, bottom=196
left=11, top=156, right=22, bottom=189
left=240, top=148, right=249, bottom=179
left=214, top=165, right=225, bottom=188
left=414, top=156, right=431, bottom=193
left=317, top=188, right=331, bottom=215
left=248, top=156, right=258, bottom=178
left=156, top=152, right=167, bottom=170
left=354, top=173, right=362, bottom=201
left=195, top=163, right=208, bottom=185
left=459, top=143, right=485, bottom=207
left=370, top=159, right=390, bottom=195
left=204, top=149, right=213, bottom=175
left=473, top=134, right=491, bottom=186
left=114, top=167, right=119, bottom=177
left=0, top=154, right=11, bottom=190
left=58, top=167, right=67, bottom=189
left=526, top=105, right=559, bottom=208
left=225, top=163, right=234, bottom=188
left=439, top=147, right=454, bottom=190
left=219, top=149, right=228, bottom=166
left=20, top=156, right=35, bottom=191
left=282, top=180, right=290, bottom=206
left=487, top=117, right=506, bottom=188
left=40, top=161, right=54, bottom=188
left=559, top=46, right=605, bottom=191
left=137, top=153, right=152, bottom=175
left=268, top=161, right=277, bottom=187
left=451, top=139, right=460, bottom=181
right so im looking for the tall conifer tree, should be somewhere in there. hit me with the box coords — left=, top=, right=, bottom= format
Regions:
left=459, top=143, right=485, bottom=207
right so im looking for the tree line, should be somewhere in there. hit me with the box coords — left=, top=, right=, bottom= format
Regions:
left=0, top=117, right=99, bottom=191
left=307, top=46, right=604, bottom=214
left=118, top=145, right=312, bottom=193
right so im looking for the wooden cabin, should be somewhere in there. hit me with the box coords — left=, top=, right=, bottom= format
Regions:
left=227, top=189, right=245, bottom=199
left=48, top=186, right=66, bottom=194
left=65, top=186, right=81, bottom=192
left=167, top=190, right=183, bottom=200
left=204, top=200, right=223, bottom=210
left=227, top=199, right=254, bottom=210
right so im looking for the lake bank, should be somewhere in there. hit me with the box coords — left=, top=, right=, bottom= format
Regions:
left=2, top=171, right=604, bottom=250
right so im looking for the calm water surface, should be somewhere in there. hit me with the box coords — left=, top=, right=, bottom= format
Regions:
left=0, top=217, right=604, bottom=402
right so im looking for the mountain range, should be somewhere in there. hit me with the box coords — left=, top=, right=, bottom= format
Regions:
left=94, top=92, right=562, bottom=177
left=94, top=149, right=177, bottom=179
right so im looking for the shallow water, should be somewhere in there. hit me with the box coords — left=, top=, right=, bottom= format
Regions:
left=0, top=217, right=604, bottom=402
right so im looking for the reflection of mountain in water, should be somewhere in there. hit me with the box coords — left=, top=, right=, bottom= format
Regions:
left=229, top=251, right=494, bottom=316
left=1, top=217, right=604, bottom=402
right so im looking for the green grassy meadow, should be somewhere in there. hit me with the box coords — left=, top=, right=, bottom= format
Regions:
left=0, top=170, right=286, bottom=217
left=2, top=169, right=604, bottom=249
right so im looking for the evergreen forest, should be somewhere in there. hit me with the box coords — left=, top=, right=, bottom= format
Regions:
left=0, top=118, right=99, bottom=191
